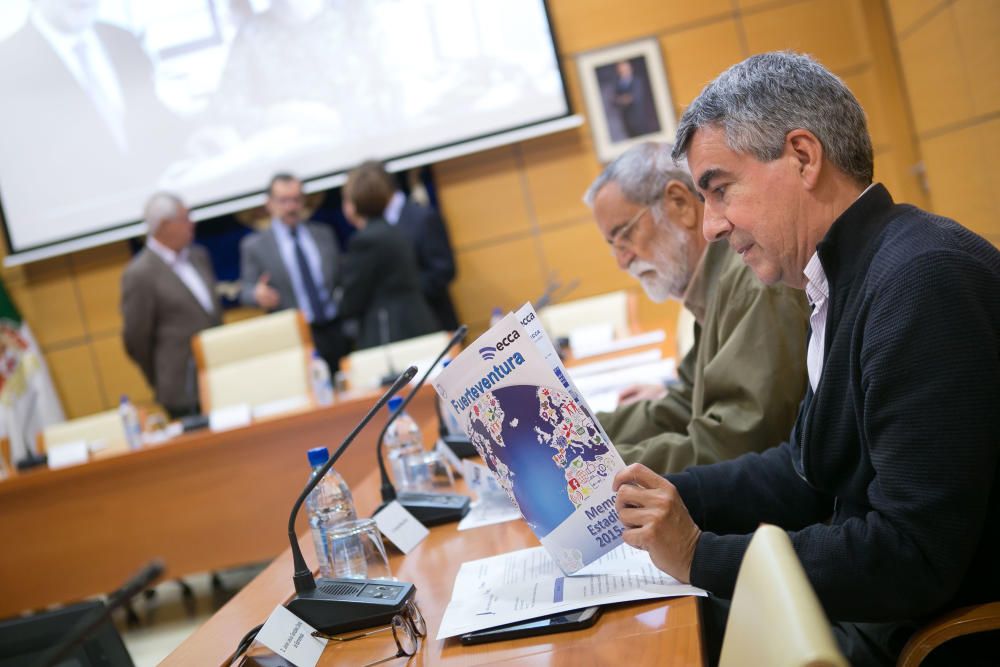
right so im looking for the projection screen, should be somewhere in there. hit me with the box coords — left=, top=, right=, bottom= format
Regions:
left=0, top=0, right=574, bottom=264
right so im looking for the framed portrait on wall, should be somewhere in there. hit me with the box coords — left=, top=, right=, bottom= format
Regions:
left=576, top=38, right=677, bottom=163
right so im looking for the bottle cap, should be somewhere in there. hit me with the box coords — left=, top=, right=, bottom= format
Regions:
left=307, top=446, right=330, bottom=467
left=312, top=350, right=321, bottom=359
left=387, top=396, right=404, bottom=412
left=119, top=395, right=129, bottom=404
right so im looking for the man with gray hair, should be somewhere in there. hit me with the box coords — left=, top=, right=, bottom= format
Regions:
left=613, top=52, right=1000, bottom=665
left=584, top=141, right=808, bottom=474
left=122, top=193, right=221, bottom=417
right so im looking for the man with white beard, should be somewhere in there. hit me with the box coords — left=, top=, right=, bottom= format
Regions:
left=584, top=142, right=809, bottom=473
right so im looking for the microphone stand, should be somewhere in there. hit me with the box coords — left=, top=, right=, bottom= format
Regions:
left=285, top=366, right=419, bottom=634
left=375, top=326, right=472, bottom=526
left=36, top=560, right=164, bottom=667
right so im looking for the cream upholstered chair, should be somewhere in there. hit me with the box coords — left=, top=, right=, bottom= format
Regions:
left=538, top=290, right=637, bottom=341
left=341, top=330, right=449, bottom=390
left=719, top=524, right=848, bottom=667
left=40, top=409, right=128, bottom=459
left=192, top=310, right=315, bottom=412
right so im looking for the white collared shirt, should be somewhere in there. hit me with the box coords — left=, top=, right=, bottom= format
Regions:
left=383, top=190, right=405, bottom=225
left=802, top=184, right=878, bottom=390
left=146, top=237, right=215, bottom=315
left=271, top=220, right=337, bottom=323
left=803, top=252, right=829, bottom=392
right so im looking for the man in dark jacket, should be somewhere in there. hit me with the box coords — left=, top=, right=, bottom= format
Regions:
left=613, top=51, right=1000, bottom=666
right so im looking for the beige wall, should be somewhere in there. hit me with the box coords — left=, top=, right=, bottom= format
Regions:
left=2, top=0, right=979, bottom=418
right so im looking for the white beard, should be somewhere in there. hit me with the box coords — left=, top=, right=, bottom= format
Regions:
left=627, top=224, right=690, bottom=303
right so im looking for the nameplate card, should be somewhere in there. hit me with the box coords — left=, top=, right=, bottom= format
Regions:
left=208, top=403, right=252, bottom=432
left=46, top=440, right=90, bottom=469
left=373, top=500, right=429, bottom=554
left=256, top=604, right=327, bottom=667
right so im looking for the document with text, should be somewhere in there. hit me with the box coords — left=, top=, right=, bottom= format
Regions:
left=436, top=543, right=706, bottom=639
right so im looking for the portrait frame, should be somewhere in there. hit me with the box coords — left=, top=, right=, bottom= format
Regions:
left=576, top=38, right=677, bottom=163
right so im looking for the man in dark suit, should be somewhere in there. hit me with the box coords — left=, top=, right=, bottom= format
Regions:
left=357, top=161, right=459, bottom=331
left=612, top=52, right=1000, bottom=666
left=0, top=0, right=184, bottom=230
left=122, top=193, right=221, bottom=418
left=339, top=165, right=439, bottom=349
left=239, top=173, right=348, bottom=373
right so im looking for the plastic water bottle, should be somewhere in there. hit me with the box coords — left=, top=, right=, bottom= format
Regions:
left=309, top=351, right=334, bottom=406
left=384, top=396, right=429, bottom=492
left=119, top=395, right=142, bottom=451
left=489, top=307, right=504, bottom=327
left=305, top=447, right=357, bottom=578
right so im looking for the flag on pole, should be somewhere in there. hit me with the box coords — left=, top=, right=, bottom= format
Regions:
left=0, top=278, right=65, bottom=465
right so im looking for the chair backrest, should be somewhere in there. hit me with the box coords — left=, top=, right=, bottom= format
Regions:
left=342, top=331, right=449, bottom=390
left=192, top=310, right=314, bottom=412
left=719, top=524, right=848, bottom=667
left=40, top=409, right=128, bottom=459
left=539, top=291, right=636, bottom=341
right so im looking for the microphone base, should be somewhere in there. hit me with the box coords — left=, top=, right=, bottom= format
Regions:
left=397, top=491, right=471, bottom=526
left=440, top=434, right=479, bottom=459
left=286, top=578, right=415, bottom=635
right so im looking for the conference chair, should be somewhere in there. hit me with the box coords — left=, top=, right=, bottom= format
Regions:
left=718, top=524, right=848, bottom=667
left=38, top=409, right=129, bottom=459
left=538, top=290, right=638, bottom=341
left=192, top=309, right=315, bottom=413
left=896, top=601, right=1000, bottom=666
left=341, top=330, right=450, bottom=390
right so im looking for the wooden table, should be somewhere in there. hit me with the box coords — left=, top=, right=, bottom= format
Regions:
left=0, top=388, right=437, bottom=620
left=166, top=467, right=704, bottom=666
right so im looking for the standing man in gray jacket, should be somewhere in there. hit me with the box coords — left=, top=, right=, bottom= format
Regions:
left=122, top=193, right=221, bottom=418
left=239, top=173, right=348, bottom=373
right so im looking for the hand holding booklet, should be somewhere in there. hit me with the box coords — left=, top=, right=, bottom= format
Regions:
left=434, top=304, right=628, bottom=574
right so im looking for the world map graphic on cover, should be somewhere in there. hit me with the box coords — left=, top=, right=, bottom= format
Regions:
left=434, top=304, right=627, bottom=573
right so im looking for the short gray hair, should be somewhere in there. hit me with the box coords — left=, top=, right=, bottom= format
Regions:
left=672, top=51, right=873, bottom=187
left=143, top=192, right=185, bottom=237
left=583, top=142, right=697, bottom=213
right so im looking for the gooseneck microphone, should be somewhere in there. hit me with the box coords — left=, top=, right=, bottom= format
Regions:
left=289, top=365, right=417, bottom=594
left=375, top=326, right=472, bottom=525
left=285, top=365, right=419, bottom=635
left=37, top=559, right=165, bottom=667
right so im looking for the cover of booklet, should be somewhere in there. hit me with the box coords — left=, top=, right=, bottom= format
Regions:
left=433, top=304, right=627, bottom=574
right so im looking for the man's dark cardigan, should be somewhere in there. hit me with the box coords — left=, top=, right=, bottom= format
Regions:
left=669, top=185, right=1000, bottom=627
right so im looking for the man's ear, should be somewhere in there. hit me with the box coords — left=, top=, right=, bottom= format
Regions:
left=662, top=180, right=698, bottom=230
left=785, top=129, right=823, bottom=189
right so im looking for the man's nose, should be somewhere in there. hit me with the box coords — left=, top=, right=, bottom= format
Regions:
left=702, top=204, right=731, bottom=242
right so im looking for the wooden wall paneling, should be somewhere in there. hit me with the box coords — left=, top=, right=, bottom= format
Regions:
left=434, top=146, right=532, bottom=249
left=886, top=0, right=948, bottom=35
left=659, top=20, right=747, bottom=112
left=537, top=221, right=634, bottom=301
left=920, top=122, right=995, bottom=237
left=91, top=333, right=154, bottom=409
left=71, top=242, right=131, bottom=336
left=740, top=0, right=871, bottom=73
left=841, top=68, right=891, bottom=150
left=450, top=237, right=547, bottom=330
left=45, top=345, right=105, bottom=418
left=16, top=257, right=87, bottom=348
left=952, top=0, right=1000, bottom=118
left=895, top=8, right=972, bottom=134
left=548, top=0, right=733, bottom=55
left=979, top=117, right=1000, bottom=243
left=520, top=130, right=602, bottom=229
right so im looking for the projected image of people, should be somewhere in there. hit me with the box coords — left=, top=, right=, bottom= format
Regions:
left=0, top=0, right=568, bottom=260
left=0, top=0, right=187, bottom=236
left=596, top=58, right=661, bottom=141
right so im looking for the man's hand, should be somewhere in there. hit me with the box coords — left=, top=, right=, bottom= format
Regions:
left=613, top=463, right=701, bottom=583
left=617, top=383, right=667, bottom=407
left=253, top=273, right=280, bottom=309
